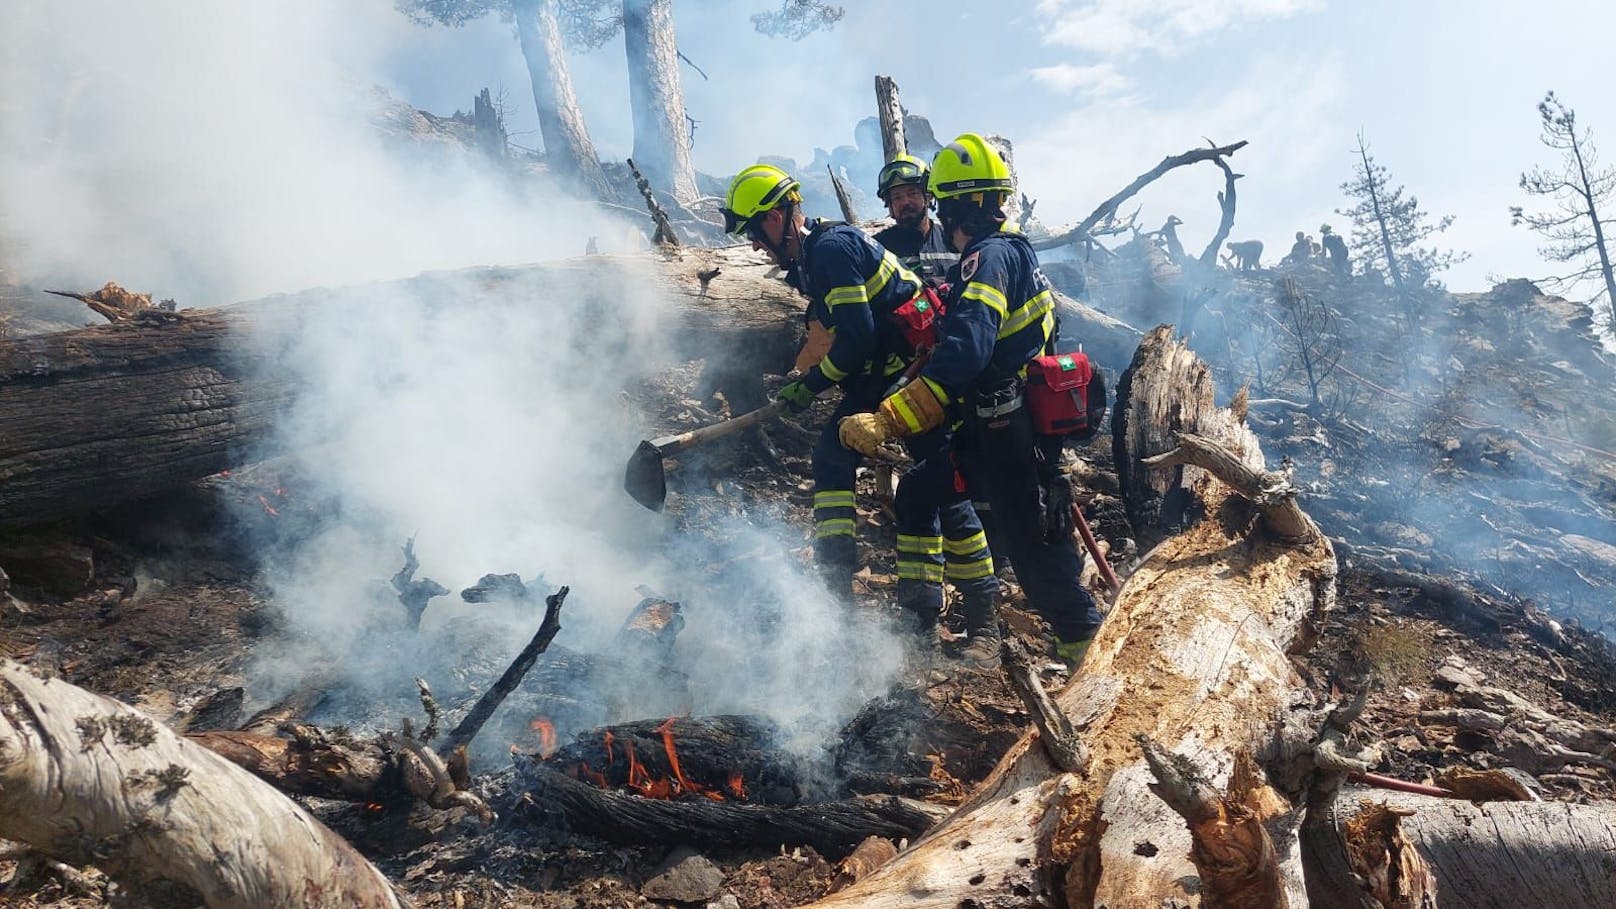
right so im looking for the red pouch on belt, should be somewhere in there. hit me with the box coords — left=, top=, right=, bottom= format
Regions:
left=1026, top=350, right=1105, bottom=439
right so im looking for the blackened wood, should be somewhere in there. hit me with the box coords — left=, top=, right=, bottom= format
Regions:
left=523, top=765, right=941, bottom=859
left=546, top=714, right=801, bottom=805
left=439, top=586, right=567, bottom=756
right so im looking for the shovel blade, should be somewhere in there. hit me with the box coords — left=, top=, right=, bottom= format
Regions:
left=624, top=439, right=668, bottom=511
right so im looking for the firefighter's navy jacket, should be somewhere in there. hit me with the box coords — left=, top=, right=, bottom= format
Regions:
left=872, top=219, right=955, bottom=288
left=794, top=220, right=923, bottom=397
left=922, top=227, right=1056, bottom=403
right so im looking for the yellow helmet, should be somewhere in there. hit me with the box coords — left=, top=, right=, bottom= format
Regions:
left=721, top=163, right=801, bottom=236
left=928, top=134, right=1013, bottom=200
left=876, top=154, right=930, bottom=200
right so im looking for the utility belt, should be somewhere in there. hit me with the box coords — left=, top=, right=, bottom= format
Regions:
left=961, top=377, right=1068, bottom=549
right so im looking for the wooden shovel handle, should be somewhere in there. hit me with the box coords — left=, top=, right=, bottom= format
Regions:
left=650, top=400, right=789, bottom=455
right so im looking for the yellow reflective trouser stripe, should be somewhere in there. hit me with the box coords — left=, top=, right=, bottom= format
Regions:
left=814, top=490, right=856, bottom=509
left=819, top=354, right=850, bottom=382
left=815, top=518, right=856, bottom=538
left=882, top=353, right=906, bottom=376
left=998, top=289, right=1055, bottom=339
left=897, top=562, right=945, bottom=582
left=962, top=281, right=1009, bottom=319
left=944, top=532, right=988, bottom=555
left=945, top=558, right=996, bottom=581
left=897, top=534, right=944, bottom=555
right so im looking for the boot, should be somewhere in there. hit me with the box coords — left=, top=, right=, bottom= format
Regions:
left=957, top=591, right=1002, bottom=669
left=1053, top=635, right=1092, bottom=671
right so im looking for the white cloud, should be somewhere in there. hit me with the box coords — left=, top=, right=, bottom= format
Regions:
left=1028, top=61, right=1133, bottom=96
left=1035, top=0, right=1321, bottom=56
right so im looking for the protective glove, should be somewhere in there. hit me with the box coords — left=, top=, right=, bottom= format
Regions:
left=841, top=378, right=950, bottom=455
left=775, top=379, right=815, bottom=414
left=838, top=411, right=899, bottom=456
left=1042, top=474, right=1076, bottom=544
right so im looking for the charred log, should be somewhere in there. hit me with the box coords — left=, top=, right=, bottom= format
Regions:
left=542, top=713, right=802, bottom=806
left=520, top=764, right=943, bottom=860
left=0, top=250, right=1131, bottom=530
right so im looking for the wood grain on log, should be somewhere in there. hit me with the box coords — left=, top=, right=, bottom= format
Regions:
left=807, top=325, right=1336, bottom=908
left=0, top=660, right=402, bottom=909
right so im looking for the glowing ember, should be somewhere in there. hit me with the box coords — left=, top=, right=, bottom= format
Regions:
left=258, top=494, right=280, bottom=517
left=727, top=771, right=746, bottom=799
left=529, top=717, right=558, bottom=759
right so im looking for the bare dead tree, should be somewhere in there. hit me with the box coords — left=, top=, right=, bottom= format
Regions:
left=399, top=0, right=612, bottom=198
left=1512, top=91, right=1616, bottom=332
left=1033, top=140, right=1248, bottom=251
left=1272, top=277, right=1343, bottom=413
left=874, top=75, right=906, bottom=162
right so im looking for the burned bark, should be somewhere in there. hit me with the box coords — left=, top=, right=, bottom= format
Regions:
left=806, top=325, right=1335, bottom=908
left=521, top=765, right=944, bottom=859
left=874, top=76, right=906, bottom=162
left=0, top=660, right=403, bottom=909
left=0, top=248, right=1131, bottom=530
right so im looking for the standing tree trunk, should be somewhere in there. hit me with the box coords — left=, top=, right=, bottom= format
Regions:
left=1356, top=136, right=1406, bottom=295
left=874, top=76, right=906, bottom=162
left=622, top=0, right=698, bottom=203
left=515, top=0, right=611, bottom=199
left=1567, top=129, right=1616, bottom=327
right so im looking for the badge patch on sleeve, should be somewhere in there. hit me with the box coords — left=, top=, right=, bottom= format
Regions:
left=960, top=250, right=981, bottom=282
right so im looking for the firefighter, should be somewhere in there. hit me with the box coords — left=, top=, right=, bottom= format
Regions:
left=720, top=165, right=996, bottom=660
left=838, top=134, right=1104, bottom=663
left=872, top=155, right=956, bottom=286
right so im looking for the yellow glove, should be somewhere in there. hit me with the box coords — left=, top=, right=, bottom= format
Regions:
left=838, top=411, right=898, bottom=456
left=838, top=378, right=950, bottom=456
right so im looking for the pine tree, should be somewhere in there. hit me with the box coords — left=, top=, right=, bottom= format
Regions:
left=1511, top=91, right=1616, bottom=332
left=1337, top=132, right=1466, bottom=326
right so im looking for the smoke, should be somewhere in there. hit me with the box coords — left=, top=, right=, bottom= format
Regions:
left=2, top=0, right=902, bottom=769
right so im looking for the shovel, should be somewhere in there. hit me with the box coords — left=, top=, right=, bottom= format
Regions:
left=624, top=400, right=789, bottom=511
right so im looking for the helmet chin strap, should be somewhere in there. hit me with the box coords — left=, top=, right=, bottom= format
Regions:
left=758, top=203, right=801, bottom=267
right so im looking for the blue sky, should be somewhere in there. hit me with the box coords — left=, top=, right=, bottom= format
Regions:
left=383, top=0, right=1616, bottom=293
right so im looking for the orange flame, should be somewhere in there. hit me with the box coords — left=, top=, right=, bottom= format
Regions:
left=727, top=771, right=746, bottom=799
left=603, top=730, right=615, bottom=765
left=529, top=717, right=558, bottom=759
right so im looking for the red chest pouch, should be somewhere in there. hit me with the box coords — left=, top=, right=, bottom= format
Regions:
left=889, top=285, right=947, bottom=352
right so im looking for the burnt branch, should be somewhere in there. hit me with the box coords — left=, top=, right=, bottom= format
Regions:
left=1141, top=432, right=1318, bottom=544
left=628, top=157, right=680, bottom=247
left=1036, top=140, right=1248, bottom=250
left=828, top=164, right=859, bottom=224
left=1001, top=637, right=1088, bottom=772
left=439, top=586, right=568, bottom=756
left=391, top=535, right=448, bottom=629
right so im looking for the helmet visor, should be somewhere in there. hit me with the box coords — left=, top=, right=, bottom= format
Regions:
left=878, top=160, right=927, bottom=198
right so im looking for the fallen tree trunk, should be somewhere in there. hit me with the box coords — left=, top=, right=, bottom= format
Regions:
left=0, top=249, right=1133, bottom=529
left=806, top=325, right=1337, bottom=907
left=1302, top=787, right=1616, bottom=907
left=0, top=659, right=402, bottom=909
left=520, top=764, right=945, bottom=859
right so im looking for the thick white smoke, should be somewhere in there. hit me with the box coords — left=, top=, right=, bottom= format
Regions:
left=1, top=0, right=902, bottom=765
